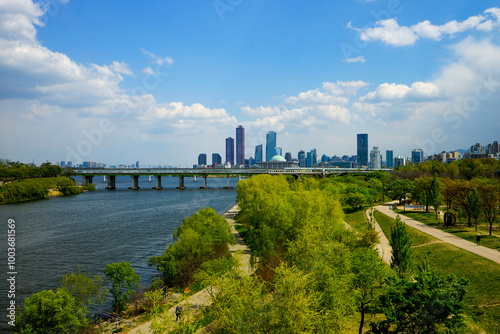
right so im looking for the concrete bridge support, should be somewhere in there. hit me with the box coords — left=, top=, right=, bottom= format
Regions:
left=84, top=175, right=94, bottom=186
left=177, top=175, right=186, bottom=189
left=106, top=175, right=116, bottom=189
left=223, top=175, right=232, bottom=189
left=129, top=175, right=140, bottom=189
left=153, top=175, right=162, bottom=189
left=200, top=175, right=210, bottom=189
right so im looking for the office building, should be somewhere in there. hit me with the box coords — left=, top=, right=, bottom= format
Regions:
left=298, top=150, right=306, bottom=167
left=411, top=149, right=424, bottom=165
left=285, top=152, right=292, bottom=162
left=225, top=137, right=234, bottom=165
left=275, top=146, right=282, bottom=156
left=394, top=156, right=406, bottom=168
left=236, top=125, right=245, bottom=165
left=357, top=134, right=368, bottom=167
left=198, top=154, right=207, bottom=165
left=386, top=150, right=394, bottom=168
left=266, top=131, right=277, bottom=161
left=370, top=146, right=382, bottom=169
left=255, top=145, right=263, bottom=163
left=306, top=151, right=313, bottom=167
left=212, top=153, right=222, bottom=166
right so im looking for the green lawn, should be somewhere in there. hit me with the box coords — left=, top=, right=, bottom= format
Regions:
left=393, top=210, right=500, bottom=251
left=374, top=211, right=500, bottom=334
left=343, top=206, right=370, bottom=232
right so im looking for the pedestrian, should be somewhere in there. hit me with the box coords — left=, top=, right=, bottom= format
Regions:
left=175, top=305, right=182, bottom=321
left=476, top=234, right=481, bottom=246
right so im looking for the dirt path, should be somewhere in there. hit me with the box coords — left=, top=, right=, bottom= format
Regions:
left=375, top=201, right=500, bottom=265
left=126, top=203, right=252, bottom=334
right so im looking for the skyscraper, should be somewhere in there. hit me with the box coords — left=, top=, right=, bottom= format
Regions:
left=275, top=146, right=282, bottom=156
left=306, top=151, right=313, bottom=167
left=198, top=153, right=207, bottom=165
left=266, top=131, right=277, bottom=161
left=212, top=153, right=222, bottom=166
left=357, top=134, right=368, bottom=167
left=285, top=152, right=292, bottom=162
left=411, top=149, right=424, bottom=165
left=255, top=145, right=263, bottom=163
left=236, top=125, right=245, bottom=165
left=225, top=137, right=234, bottom=165
left=370, top=146, right=382, bottom=169
left=298, top=150, right=306, bottom=167
left=386, top=150, right=394, bottom=168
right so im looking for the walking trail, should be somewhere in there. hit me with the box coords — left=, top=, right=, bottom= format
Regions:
left=365, top=208, right=392, bottom=265
left=126, top=204, right=252, bottom=334
left=374, top=201, right=500, bottom=265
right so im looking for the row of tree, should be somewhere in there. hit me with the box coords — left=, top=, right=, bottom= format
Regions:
left=0, top=160, right=67, bottom=181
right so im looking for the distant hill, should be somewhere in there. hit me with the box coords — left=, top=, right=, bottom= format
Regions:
left=454, top=148, right=469, bottom=155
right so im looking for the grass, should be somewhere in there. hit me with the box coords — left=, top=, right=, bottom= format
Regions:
left=344, top=206, right=370, bottom=232
left=374, top=211, right=500, bottom=334
left=393, top=209, right=500, bottom=251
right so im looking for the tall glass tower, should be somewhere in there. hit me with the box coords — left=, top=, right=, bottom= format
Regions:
left=236, top=125, right=245, bottom=165
left=225, top=137, right=234, bottom=165
left=255, top=145, right=263, bottom=163
left=266, top=131, right=277, bottom=161
left=357, top=134, right=368, bottom=167
left=386, top=150, right=394, bottom=168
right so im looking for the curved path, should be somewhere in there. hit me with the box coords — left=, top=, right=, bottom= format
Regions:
left=375, top=202, right=500, bottom=265
left=365, top=208, right=392, bottom=265
left=126, top=204, right=253, bottom=334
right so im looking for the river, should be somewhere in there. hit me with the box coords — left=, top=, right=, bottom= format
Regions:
left=0, top=175, right=238, bottom=331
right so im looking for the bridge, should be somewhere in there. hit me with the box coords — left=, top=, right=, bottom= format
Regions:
left=73, top=167, right=387, bottom=190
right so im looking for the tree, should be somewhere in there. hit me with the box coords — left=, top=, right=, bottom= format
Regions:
left=15, top=288, right=87, bottom=334
left=429, top=173, right=442, bottom=219
left=370, top=262, right=469, bottom=334
left=389, top=215, right=413, bottom=277
left=61, top=266, right=108, bottom=308
left=467, top=188, right=482, bottom=232
left=388, top=179, right=413, bottom=211
left=352, top=248, right=387, bottom=334
left=104, top=261, right=139, bottom=314
left=479, top=184, right=499, bottom=236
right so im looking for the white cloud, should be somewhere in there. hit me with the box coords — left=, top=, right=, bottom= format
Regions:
left=140, top=48, right=173, bottom=66
left=241, top=106, right=281, bottom=116
left=142, top=66, right=155, bottom=75
left=361, top=82, right=439, bottom=101
left=109, top=61, right=133, bottom=76
left=350, top=7, right=500, bottom=46
left=343, top=56, right=366, bottom=63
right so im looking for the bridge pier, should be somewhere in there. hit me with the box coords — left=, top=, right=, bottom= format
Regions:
left=238, top=175, right=242, bottom=181
left=129, top=175, right=140, bottom=189
left=177, top=176, right=186, bottom=189
left=106, top=175, right=116, bottom=189
left=223, top=175, right=232, bottom=189
left=200, top=175, right=210, bottom=189
left=153, top=175, right=162, bottom=189
left=84, top=175, right=94, bottom=186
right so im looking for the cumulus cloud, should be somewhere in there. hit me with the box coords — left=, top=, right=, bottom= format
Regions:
left=350, top=7, right=500, bottom=46
left=241, top=106, right=281, bottom=116
left=361, top=82, right=439, bottom=101
left=109, top=61, right=133, bottom=76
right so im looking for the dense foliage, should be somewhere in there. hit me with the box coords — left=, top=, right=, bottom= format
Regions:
left=0, top=160, right=65, bottom=180
left=104, top=261, right=140, bottom=314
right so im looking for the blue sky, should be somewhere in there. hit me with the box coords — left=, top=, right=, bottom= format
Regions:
left=1, top=0, right=499, bottom=167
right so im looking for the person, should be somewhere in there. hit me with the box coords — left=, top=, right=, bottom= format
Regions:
left=175, top=305, right=182, bottom=321
left=476, top=234, right=481, bottom=246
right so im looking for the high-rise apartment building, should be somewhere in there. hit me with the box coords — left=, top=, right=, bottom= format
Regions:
left=266, top=131, right=277, bottom=161
left=198, top=153, right=207, bottom=165
left=411, top=149, right=424, bottom=165
left=357, top=134, right=368, bottom=167
left=255, top=145, right=263, bottom=163
left=225, top=137, right=234, bottom=165
left=386, top=150, right=394, bottom=168
left=370, top=146, right=382, bottom=169
left=236, top=125, right=245, bottom=165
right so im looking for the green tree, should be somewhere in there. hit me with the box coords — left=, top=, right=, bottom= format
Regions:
left=61, top=266, right=108, bottom=308
left=104, top=261, right=139, bottom=314
left=479, top=183, right=499, bottom=236
left=15, top=288, right=87, bottom=334
left=467, top=188, right=482, bottom=232
left=429, top=173, right=442, bottom=219
left=389, top=215, right=413, bottom=277
left=370, top=262, right=469, bottom=334
left=352, top=247, right=387, bottom=334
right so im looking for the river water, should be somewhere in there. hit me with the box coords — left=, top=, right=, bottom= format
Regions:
left=0, top=175, right=238, bottom=331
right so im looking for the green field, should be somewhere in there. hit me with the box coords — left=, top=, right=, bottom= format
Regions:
left=374, top=211, right=500, bottom=333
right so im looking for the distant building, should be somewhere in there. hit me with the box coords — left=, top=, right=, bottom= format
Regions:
left=470, top=143, right=484, bottom=155
left=285, top=152, right=292, bottom=162
left=370, top=146, right=382, bottom=169
left=275, top=146, right=282, bottom=156
left=248, top=156, right=255, bottom=166
left=255, top=145, right=263, bottom=163
left=298, top=150, right=306, bottom=167
left=258, top=155, right=298, bottom=169
left=447, top=151, right=462, bottom=162
left=306, top=151, right=313, bottom=167
left=266, top=131, right=277, bottom=161
left=357, top=134, right=368, bottom=167
left=394, top=156, right=406, bottom=168
left=329, top=161, right=353, bottom=168
left=236, top=126, right=245, bottom=165
left=321, top=154, right=330, bottom=163
left=136, top=161, right=139, bottom=168
left=386, top=150, right=394, bottom=168
left=226, top=137, right=234, bottom=165
left=411, top=149, right=424, bottom=165
left=486, top=141, right=499, bottom=156
left=212, top=153, right=222, bottom=166
left=198, top=153, right=207, bottom=166
left=312, top=149, right=317, bottom=166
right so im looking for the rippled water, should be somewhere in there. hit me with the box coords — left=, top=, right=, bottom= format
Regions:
left=0, top=175, right=238, bottom=331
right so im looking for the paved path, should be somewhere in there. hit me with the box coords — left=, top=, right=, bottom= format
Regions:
left=375, top=201, right=500, bottom=265
left=366, top=208, right=392, bottom=265
left=126, top=204, right=253, bottom=334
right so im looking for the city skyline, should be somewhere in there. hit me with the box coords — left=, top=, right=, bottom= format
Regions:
left=1, top=1, right=500, bottom=166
